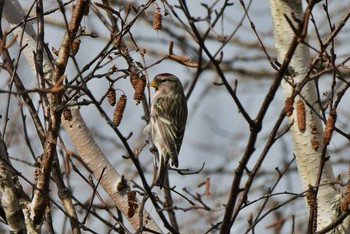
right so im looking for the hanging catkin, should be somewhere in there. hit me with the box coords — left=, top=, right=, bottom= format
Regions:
left=130, top=73, right=146, bottom=104
left=324, top=109, right=337, bottom=145
left=113, top=95, right=127, bottom=126
left=107, top=87, right=116, bottom=106
left=296, top=99, right=306, bottom=133
left=71, top=38, right=81, bottom=56
left=153, top=7, right=162, bottom=31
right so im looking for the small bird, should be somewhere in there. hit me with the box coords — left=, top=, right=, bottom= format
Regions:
left=144, top=73, right=188, bottom=187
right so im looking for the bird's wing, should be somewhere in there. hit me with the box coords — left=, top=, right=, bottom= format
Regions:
left=152, top=94, right=187, bottom=167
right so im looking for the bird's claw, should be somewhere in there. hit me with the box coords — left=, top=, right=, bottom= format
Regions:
left=150, top=146, right=158, bottom=154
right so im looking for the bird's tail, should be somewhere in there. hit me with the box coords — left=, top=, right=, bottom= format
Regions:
left=155, top=154, right=167, bottom=188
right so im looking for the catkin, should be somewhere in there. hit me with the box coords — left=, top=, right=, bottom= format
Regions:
left=71, top=38, right=81, bottom=56
left=127, top=191, right=138, bottom=218
left=324, top=109, right=337, bottom=145
left=134, top=75, right=146, bottom=104
left=310, top=122, right=317, bottom=134
left=284, top=97, right=294, bottom=116
left=153, top=7, right=162, bottom=31
left=107, top=87, right=116, bottom=106
left=311, top=136, right=319, bottom=151
left=130, top=73, right=138, bottom=89
left=113, top=95, right=127, bottom=126
left=296, top=99, right=306, bottom=133
left=130, top=73, right=146, bottom=104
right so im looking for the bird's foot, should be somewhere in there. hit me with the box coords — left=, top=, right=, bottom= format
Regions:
left=150, top=146, right=158, bottom=154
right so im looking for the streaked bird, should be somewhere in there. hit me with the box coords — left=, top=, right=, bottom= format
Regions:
left=144, top=73, right=188, bottom=187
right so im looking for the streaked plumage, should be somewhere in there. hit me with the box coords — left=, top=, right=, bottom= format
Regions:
left=144, top=73, right=188, bottom=187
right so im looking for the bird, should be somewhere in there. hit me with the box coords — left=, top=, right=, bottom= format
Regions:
left=144, top=73, right=188, bottom=187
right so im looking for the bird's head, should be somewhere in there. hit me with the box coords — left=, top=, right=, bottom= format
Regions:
left=149, top=73, right=184, bottom=94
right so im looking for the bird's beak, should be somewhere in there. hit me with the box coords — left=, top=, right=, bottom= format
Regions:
left=149, top=80, right=158, bottom=88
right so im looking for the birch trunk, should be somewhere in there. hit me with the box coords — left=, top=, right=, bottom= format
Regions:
left=270, top=0, right=349, bottom=232
left=3, top=0, right=161, bottom=232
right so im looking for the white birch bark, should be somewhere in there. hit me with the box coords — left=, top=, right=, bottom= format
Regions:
left=63, top=106, right=162, bottom=232
left=3, top=0, right=52, bottom=81
left=270, top=0, right=349, bottom=232
left=0, top=133, right=26, bottom=233
left=3, top=0, right=161, bottom=232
